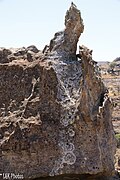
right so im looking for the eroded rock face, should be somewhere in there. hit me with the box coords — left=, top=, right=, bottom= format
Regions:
left=49, top=3, right=84, bottom=55
left=0, top=3, right=116, bottom=180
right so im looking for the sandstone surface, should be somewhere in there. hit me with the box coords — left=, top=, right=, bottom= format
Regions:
left=0, top=3, right=117, bottom=180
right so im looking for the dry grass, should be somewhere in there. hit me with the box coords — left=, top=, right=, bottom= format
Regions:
left=115, top=149, right=120, bottom=171
left=101, top=70, right=120, bottom=171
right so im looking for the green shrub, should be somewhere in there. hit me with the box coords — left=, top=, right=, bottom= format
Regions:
left=115, top=134, right=120, bottom=148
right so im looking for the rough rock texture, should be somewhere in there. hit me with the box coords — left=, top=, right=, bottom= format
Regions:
left=0, top=3, right=117, bottom=180
left=49, top=3, right=84, bottom=55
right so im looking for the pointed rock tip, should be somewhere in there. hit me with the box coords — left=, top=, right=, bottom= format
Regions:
left=71, top=2, right=77, bottom=8
left=65, top=2, right=84, bottom=34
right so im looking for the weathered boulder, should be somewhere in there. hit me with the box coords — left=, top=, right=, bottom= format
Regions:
left=27, top=45, right=39, bottom=53
left=0, top=3, right=117, bottom=180
left=0, top=48, right=12, bottom=63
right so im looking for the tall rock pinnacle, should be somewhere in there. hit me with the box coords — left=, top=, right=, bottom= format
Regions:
left=49, top=2, right=84, bottom=55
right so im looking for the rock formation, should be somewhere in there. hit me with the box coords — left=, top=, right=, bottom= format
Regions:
left=0, top=3, right=117, bottom=180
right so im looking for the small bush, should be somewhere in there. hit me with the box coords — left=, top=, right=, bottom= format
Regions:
left=115, top=134, right=120, bottom=148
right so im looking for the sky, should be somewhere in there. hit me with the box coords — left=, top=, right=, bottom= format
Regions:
left=0, top=0, right=120, bottom=61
